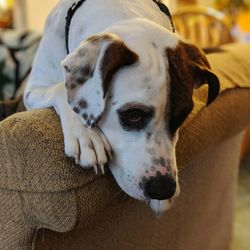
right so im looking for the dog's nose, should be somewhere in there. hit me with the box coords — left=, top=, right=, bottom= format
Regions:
left=144, top=174, right=176, bottom=200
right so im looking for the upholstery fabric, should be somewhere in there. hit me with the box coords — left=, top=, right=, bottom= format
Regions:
left=35, top=133, right=243, bottom=250
left=0, top=43, right=249, bottom=250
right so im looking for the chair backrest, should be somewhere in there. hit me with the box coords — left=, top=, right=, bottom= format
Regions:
left=172, top=5, right=234, bottom=48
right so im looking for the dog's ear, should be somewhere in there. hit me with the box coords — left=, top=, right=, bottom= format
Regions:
left=166, top=41, right=220, bottom=135
left=62, top=33, right=138, bottom=127
left=181, top=42, right=220, bottom=105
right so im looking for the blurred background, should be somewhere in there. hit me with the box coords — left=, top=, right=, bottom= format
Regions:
left=0, top=1, right=249, bottom=249
left=0, top=0, right=249, bottom=36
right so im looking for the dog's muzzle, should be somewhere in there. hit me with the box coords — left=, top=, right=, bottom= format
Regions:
left=144, top=174, right=176, bottom=200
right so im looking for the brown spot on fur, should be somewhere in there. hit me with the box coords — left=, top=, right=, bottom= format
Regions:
left=150, top=166, right=156, bottom=171
left=87, top=120, right=91, bottom=127
left=158, top=157, right=166, bottom=167
left=73, top=107, right=80, bottom=114
left=70, top=83, right=76, bottom=90
left=82, top=113, right=88, bottom=120
left=100, top=41, right=138, bottom=97
left=72, top=65, right=94, bottom=85
left=86, top=33, right=114, bottom=44
left=152, top=42, right=157, bottom=48
left=165, top=41, right=219, bottom=135
left=78, top=99, right=88, bottom=109
left=75, top=76, right=87, bottom=85
left=152, top=157, right=166, bottom=166
left=80, top=65, right=93, bottom=78
left=64, top=65, right=70, bottom=73
left=65, top=64, right=94, bottom=92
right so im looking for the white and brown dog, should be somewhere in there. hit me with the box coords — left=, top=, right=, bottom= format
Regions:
left=24, top=0, right=219, bottom=214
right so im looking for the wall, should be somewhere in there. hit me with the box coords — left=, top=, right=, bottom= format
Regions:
left=26, top=0, right=58, bottom=31
left=24, top=0, right=215, bottom=31
left=25, top=0, right=181, bottom=31
left=197, top=0, right=214, bottom=6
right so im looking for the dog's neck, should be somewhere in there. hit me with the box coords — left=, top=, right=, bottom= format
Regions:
left=65, top=0, right=86, bottom=54
left=65, top=0, right=175, bottom=55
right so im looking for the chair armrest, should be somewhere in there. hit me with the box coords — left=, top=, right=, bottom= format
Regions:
left=0, top=43, right=250, bottom=249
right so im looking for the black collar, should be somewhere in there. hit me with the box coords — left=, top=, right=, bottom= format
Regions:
left=65, top=0, right=175, bottom=54
left=65, top=0, right=86, bottom=54
left=153, top=0, right=175, bottom=32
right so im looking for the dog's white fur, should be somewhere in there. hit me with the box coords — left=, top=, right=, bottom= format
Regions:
left=23, top=0, right=205, bottom=214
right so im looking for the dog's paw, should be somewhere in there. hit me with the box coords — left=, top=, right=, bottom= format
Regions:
left=63, top=118, right=112, bottom=174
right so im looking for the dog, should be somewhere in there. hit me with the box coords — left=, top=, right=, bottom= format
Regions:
left=24, top=0, right=220, bottom=215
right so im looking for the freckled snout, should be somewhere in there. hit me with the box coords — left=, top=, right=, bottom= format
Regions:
left=144, top=174, right=176, bottom=200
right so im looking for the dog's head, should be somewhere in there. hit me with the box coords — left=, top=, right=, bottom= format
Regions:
left=62, top=23, right=219, bottom=214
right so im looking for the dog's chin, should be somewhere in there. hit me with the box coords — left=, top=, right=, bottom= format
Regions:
left=148, top=199, right=172, bottom=216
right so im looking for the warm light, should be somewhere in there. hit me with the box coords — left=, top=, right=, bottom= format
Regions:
left=0, top=0, right=7, bottom=10
left=0, top=0, right=13, bottom=12
left=0, top=0, right=13, bottom=27
left=237, top=12, right=250, bottom=32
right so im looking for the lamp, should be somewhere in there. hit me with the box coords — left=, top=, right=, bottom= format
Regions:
left=0, top=0, right=13, bottom=28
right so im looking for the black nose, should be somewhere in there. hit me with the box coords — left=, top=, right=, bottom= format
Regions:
left=144, top=174, right=176, bottom=200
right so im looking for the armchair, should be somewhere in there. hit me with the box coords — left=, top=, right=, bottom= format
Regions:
left=0, top=43, right=250, bottom=250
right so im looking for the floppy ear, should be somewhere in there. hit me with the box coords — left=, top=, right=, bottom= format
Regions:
left=62, top=33, right=138, bottom=127
left=166, top=41, right=220, bottom=135
left=182, top=42, right=220, bottom=105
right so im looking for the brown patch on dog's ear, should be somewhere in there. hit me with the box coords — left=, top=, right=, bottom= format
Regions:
left=62, top=33, right=138, bottom=127
left=86, top=33, right=114, bottom=43
left=180, top=42, right=220, bottom=105
left=166, top=45, right=194, bottom=135
left=100, top=41, right=138, bottom=98
left=64, top=63, right=95, bottom=102
left=166, top=41, right=220, bottom=135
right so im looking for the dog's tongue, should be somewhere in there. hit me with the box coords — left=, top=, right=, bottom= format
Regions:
left=149, top=199, right=171, bottom=216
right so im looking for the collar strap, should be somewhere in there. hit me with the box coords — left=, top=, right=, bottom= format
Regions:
left=65, top=0, right=86, bottom=54
left=153, top=0, right=175, bottom=32
left=65, top=0, right=175, bottom=54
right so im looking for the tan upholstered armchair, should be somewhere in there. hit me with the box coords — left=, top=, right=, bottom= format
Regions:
left=0, top=43, right=250, bottom=250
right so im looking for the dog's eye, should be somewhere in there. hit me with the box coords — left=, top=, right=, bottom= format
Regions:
left=117, top=106, right=154, bottom=131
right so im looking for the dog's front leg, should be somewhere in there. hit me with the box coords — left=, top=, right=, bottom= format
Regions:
left=59, top=96, right=112, bottom=173
left=24, top=83, right=112, bottom=173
